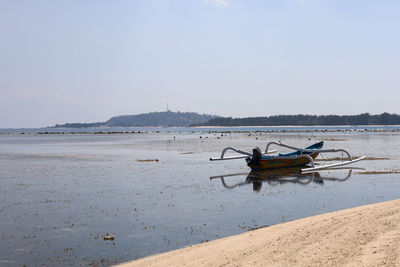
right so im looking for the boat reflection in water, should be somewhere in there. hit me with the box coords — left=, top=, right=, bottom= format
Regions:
left=210, top=168, right=355, bottom=192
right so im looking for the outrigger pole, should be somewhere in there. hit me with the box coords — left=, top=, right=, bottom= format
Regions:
left=301, top=156, right=365, bottom=172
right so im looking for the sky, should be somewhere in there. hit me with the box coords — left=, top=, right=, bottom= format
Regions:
left=0, top=0, right=399, bottom=128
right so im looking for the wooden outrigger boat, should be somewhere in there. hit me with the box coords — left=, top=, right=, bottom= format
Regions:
left=210, top=141, right=365, bottom=172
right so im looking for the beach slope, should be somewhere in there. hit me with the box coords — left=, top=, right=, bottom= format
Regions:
left=116, top=199, right=400, bottom=266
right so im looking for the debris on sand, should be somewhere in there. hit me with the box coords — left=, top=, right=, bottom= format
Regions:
left=102, top=234, right=115, bottom=241
left=136, top=159, right=159, bottom=162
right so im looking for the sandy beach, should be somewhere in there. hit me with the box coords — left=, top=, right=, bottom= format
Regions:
left=116, top=199, right=400, bottom=267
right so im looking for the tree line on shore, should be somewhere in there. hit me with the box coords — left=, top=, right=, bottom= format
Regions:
left=193, top=113, right=400, bottom=126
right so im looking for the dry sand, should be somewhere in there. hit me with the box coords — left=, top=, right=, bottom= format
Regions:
left=116, top=199, right=400, bottom=267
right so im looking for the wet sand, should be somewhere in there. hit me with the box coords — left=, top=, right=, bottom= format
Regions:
left=116, top=199, right=400, bottom=266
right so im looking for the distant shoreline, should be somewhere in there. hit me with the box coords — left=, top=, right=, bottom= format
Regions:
left=45, top=112, right=400, bottom=129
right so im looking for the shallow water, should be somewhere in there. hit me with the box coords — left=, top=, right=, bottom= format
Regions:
left=1, top=130, right=400, bottom=266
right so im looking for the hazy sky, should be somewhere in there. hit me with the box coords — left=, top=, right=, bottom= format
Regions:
left=1, top=0, right=399, bottom=128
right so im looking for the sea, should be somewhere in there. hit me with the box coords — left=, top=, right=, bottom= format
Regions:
left=1, top=126, right=400, bottom=266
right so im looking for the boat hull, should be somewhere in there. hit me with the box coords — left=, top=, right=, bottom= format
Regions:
left=247, top=152, right=319, bottom=170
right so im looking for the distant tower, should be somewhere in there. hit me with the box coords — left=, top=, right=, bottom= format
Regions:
left=167, top=102, right=170, bottom=112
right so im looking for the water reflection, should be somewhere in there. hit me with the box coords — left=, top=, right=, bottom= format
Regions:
left=211, top=168, right=354, bottom=192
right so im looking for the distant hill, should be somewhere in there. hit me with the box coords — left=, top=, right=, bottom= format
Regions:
left=193, top=113, right=400, bottom=126
left=106, top=111, right=217, bottom=127
left=54, top=111, right=218, bottom=128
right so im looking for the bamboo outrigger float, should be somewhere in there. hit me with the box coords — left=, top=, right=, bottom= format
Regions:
left=210, top=141, right=365, bottom=172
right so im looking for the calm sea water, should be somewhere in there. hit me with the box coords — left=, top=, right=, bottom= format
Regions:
left=1, top=127, right=400, bottom=266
